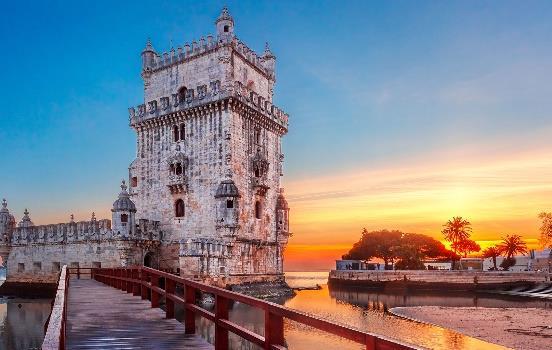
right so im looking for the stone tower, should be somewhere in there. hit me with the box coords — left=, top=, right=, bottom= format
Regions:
left=127, top=7, right=291, bottom=285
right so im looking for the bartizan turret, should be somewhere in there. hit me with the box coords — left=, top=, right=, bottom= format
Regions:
left=112, top=180, right=137, bottom=238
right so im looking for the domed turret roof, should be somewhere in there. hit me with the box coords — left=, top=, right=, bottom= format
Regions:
left=215, top=180, right=240, bottom=198
left=112, top=180, right=136, bottom=212
left=216, top=6, right=234, bottom=24
left=18, top=208, right=34, bottom=228
left=0, top=199, right=16, bottom=228
left=276, top=189, right=289, bottom=210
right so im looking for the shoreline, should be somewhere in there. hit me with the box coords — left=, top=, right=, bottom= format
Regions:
left=389, top=306, right=552, bottom=350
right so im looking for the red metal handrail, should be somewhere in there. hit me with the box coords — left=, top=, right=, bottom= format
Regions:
left=93, top=266, right=419, bottom=350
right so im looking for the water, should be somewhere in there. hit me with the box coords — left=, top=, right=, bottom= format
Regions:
left=1, top=272, right=550, bottom=350
left=0, top=297, right=52, bottom=350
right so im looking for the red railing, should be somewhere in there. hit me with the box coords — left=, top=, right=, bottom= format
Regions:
left=92, top=266, right=418, bottom=350
left=42, top=267, right=95, bottom=350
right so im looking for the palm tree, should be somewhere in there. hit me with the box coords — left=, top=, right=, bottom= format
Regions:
left=442, top=216, right=472, bottom=244
left=482, top=246, right=501, bottom=270
left=498, top=234, right=528, bottom=259
left=442, top=216, right=472, bottom=268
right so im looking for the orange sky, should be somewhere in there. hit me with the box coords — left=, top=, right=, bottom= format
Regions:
left=283, top=145, right=551, bottom=271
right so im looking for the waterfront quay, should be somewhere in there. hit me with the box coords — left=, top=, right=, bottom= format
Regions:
left=329, top=270, right=552, bottom=291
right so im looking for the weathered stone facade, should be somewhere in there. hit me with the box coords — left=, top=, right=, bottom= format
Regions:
left=0, top=8, right=291, bottom=287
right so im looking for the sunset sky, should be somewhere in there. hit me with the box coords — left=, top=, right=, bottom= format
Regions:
left=1, top=1, right=551, bottom=271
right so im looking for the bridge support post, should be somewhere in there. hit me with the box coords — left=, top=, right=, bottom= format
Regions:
left=141, top=269, right=148, bottom=300
left=215, top=295, right=229, bottom=350
left=165, top=279, right=175, bottom=319
left=126, top=269, right=133, bottom=294
left=151, top=274, right=159, bottom=308
left=365, top=335, right=376, bottom=350
left=184, top=285, right=196, bottom=334
left=133, top=269, right=140, bottom=296
left=264, top=310, right=284, bottom=349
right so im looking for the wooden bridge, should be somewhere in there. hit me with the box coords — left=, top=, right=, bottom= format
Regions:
left=42, top=266, right=419, bottom=350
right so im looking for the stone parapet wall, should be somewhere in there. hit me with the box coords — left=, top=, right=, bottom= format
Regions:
left=329, top=270, right=551, bottom=290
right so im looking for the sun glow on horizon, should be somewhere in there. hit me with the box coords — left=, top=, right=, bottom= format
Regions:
left=284, top=147, right=552, bottom=270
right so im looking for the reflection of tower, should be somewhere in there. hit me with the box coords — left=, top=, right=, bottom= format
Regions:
left=0, top=199, right=16, bottom=267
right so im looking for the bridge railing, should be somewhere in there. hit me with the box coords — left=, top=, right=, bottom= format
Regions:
left=93, top=266, right=418, bottom=350
left=42, top=265, right=68, bottom=350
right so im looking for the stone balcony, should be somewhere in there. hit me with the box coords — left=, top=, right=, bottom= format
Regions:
left=251, top=177, right=270, bottom=196
left=167, top=174, right=187, bottom=194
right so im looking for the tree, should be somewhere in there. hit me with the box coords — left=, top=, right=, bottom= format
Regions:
left=343, top=229, right=402, bottom=269
left=344, top=230, right=454, bottom=270
left=498, top=234, right=528, bottom=259
left=451, top=239, right=481, bottom=258
left=393, top=233, right=452, bottom=270
left=442, top=216, right=472, bottom=268
left=538, top=212, right=552, bottom=248
left=482, top=246, right=501, bottom=270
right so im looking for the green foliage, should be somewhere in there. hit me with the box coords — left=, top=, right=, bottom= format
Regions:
left=538, top=212, right=552, bottom=248
left=344, top=229, right=453, bottom=270
left=451, top=239, right=481, bottom=258
left=482, top=246, right=501, bottom=270
left=500, top=257, right=516, bottom=271
left=498, top=234, right=528, bottom=259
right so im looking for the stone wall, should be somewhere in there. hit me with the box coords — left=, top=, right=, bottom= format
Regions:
left=329, top=270, right=552, bottom=290
left=6, top=241, right=149, bottom=283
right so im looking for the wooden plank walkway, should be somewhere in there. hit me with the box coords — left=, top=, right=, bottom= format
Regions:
left=66, top=278, right=213, bottom=349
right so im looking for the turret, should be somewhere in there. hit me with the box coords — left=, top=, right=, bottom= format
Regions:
left=0, top=199, right=16, bottom=243
left=276, top=189, right=290, bottom=236
left=141, top=38, right=157, bottom=74
left=215, top=179, right=240, bottom=229
left=112, top=180, right=137, bottom=238
left=216, top=7, right=234, bottom=41
left=261, top=42, right=276, bottom=78
left=18, top=208, right=34, bottom=228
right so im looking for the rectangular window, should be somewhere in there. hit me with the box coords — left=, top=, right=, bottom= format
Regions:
left=52, top=262, right=61, bottom=272
left=226, top=199, right=234, bottom=209
left=33, top=262, right=42, bottom=272
left=131, top=177, right=138, bottom=187
left=17, top=263, right=25, bottom=273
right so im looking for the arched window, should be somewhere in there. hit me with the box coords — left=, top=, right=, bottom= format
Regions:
left=254, top=127, right=261, bottom=145
left=254, top=168, right=260, bottom=178
left=175, top=199, right=185, bottom=218
left=224, top=25, right=229, bottom=33
left=178, top=86, right=187, bottom=103
left=173, top=125, right=180, bottom=141
left=120, top=214, right=128, bottom=223
left=180, top=123, right=185, bottom=141
left=175, top=163, right=183, bottom=175
left=170, top=164, right=175, bottom=174
left=255, top=201, right=262, bottom=219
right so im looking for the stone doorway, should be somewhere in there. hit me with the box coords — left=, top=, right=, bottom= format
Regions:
left=143, top=252, right=158, bottom=268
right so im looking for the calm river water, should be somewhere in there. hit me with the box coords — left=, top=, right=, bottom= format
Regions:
left=2, top=272, right=550, bottom=349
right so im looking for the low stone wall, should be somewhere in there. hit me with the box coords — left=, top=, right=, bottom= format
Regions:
left=328, top=270, right=552, bottom=291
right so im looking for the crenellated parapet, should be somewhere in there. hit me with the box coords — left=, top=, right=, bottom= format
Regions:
left=143, top=35, right=273, bottom=80
left=128, top=80, right=289, bottom=132
left=9, top=219, right=112, bottom=245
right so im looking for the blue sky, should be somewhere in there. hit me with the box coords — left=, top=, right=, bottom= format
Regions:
left=1, top=0, right=552, bottom=232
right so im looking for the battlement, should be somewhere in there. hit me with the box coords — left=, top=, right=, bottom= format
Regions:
left=128, top=80, right=289, bottom=131
left=144, top=35, right=273, bottom=80
left=8, top=219, right=112, bottom=245
left=6, top=218, right=163, bottom=246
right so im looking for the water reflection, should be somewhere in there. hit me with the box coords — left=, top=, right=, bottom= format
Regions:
left=0, top=297, right=51, bottom=350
